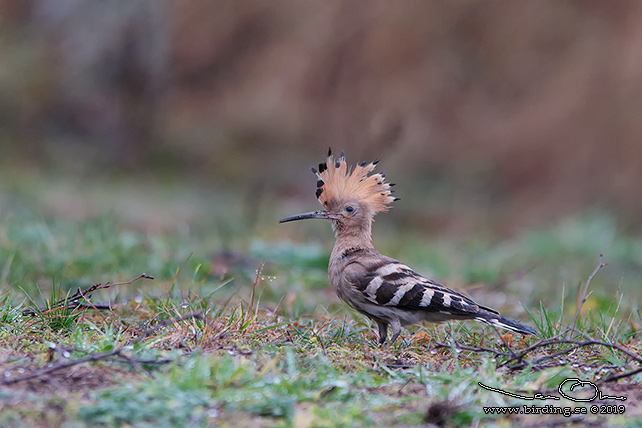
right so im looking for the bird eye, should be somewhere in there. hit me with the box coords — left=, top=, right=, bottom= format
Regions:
left=345, top=206, right=354, bottom=213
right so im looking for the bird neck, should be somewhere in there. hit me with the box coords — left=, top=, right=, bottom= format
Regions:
left=332, top=220, right=375, bottom=257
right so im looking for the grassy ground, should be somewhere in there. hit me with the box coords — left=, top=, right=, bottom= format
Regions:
left=0, top=172, right=641, bottom=427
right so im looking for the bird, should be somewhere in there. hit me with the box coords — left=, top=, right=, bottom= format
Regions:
left=279, top=149, right=537, bottom=345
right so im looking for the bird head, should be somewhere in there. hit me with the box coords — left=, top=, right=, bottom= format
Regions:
left=280, top=149, right=397, bottom=236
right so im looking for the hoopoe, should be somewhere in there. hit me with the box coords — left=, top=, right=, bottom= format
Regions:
left=280, top=149, right=537, bottom=344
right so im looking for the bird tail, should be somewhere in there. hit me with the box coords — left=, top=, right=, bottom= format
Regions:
left=475, top=313, right=537, bottom=335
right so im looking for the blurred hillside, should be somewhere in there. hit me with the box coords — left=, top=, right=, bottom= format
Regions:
left=1, top=1, right=642, bottom=233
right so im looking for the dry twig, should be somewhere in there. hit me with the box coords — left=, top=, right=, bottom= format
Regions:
left=428, top=325, right=642, bottom=383
left=2, top=312, right=202, bottom=385
left=566, top=255, right=606, bottom=340
left=22, top=273, right=154, bottom=316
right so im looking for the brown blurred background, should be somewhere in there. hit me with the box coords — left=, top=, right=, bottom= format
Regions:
left=1, top=0, right=642, bottom=234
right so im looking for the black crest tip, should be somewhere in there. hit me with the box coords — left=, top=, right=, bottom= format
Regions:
left=311, top=167, right=318, bottom=174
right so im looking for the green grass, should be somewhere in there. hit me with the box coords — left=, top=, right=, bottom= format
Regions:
left=0, top=177, right=641, bottom=427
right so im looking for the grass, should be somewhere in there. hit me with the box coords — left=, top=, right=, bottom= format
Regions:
left=0, top=175, right=641, bottom=427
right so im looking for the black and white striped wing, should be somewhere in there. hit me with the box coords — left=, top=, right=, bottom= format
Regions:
left=352, top=260, right=497, bottom=317
left=343, top=257, right=536, bottom=335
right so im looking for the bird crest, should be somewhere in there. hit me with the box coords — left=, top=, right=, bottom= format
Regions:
left=312, top=149, right=397, bottom=213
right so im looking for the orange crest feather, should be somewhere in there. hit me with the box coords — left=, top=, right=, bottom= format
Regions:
left=312, top=150, right=397, bottom=213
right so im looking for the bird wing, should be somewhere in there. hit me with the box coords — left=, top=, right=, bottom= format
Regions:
left=344, top=258, right=499, bottom=317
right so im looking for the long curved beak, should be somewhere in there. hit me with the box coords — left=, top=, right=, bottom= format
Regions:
left=279, top=210, right=334, bottom=223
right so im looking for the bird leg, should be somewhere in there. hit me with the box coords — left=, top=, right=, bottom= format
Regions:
left=388, top=319, right=402, bottom=345
left=376, top=320, right=388, bottom=345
